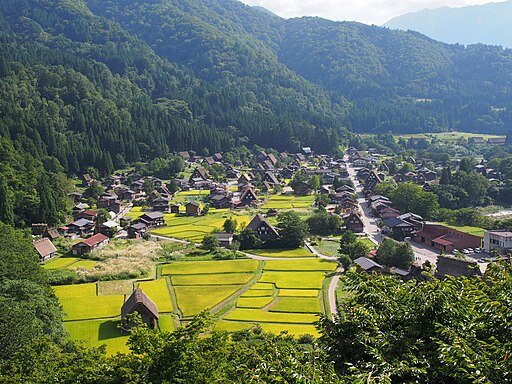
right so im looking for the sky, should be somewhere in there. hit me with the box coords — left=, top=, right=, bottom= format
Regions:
left=240, top=0, right=500, bottom=25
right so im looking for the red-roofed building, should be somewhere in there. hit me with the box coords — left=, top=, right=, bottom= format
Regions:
left=72, top=233, right=109, bottom=255
left=74, top=209, right=98, bottom=221
left=415, top=224, right=482, bottom=253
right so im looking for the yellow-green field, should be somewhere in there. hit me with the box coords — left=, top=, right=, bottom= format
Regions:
left=236, top=297, right=275, bottom=308
left=138, top=279, right=174, bottom=312
left=151, top=214, right=253, bottom=242
left=171, top=273, right=254, bottom=286
left=224, top=308, right=318, bottom=324
left=269, top=297, right=321, bottom=313
left=67, top=260, right=98, bottom=269
left=263, top=259, right=337, bottom=271
left=43, top=257, right=79, bottom=270
left=174, top=285, right=243, bottom=317
left=65, top=319, right=130, bottom=355
left=215, top=320, right=319, bottom=337
left=434, top=222, right=485, bottom=237
left=245, top=248, right=314, bottom=258
left=278, top=289, right=319, bottom=297
left=392, top=132, right=505, bottom=143
left=259, top=271, right=327, bottom=289
left=161, top=259, right=259, bottom=275
left=54, top=283, right=124, bottom=321
left=263, top=195, right=315, bottom=209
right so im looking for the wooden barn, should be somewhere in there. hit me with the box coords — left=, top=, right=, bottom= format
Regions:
left=121, top=288, right=159, bottom=329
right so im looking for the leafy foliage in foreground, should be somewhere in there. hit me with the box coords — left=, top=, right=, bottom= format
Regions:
left=319, top=263, right=512, bottom=383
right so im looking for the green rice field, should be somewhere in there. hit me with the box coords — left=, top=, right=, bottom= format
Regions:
left=258, top=271, right=328, bottom=289
left=54, top=283, right=124, bottom=321
left=245, top=248, right=314, bottom=258
left=171, top=273, right=254, bottom=286
left=173, top=285, right=243, bottom=317
left=138, top=279, right=174, bottom=312
left=278, top=289, right=319, bottom=297
left=262, top=195, right=315, bottom=209
left=65, top=319, right=130, bottom=355
left=43, top=257, right=79, bottom=270
left=161, top=259, right=259, bottom=275
left=263, top=259, right=337, bottom=271
left=215, top=320, right=319, bottom=337
left=269, top=297, right=321, bottom=313
left=236, top=297, right=275, bottom=308
left=224, top=308, right=318, bottom=324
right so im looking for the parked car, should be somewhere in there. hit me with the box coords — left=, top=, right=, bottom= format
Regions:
left=474, top=248, right=482, bottom=253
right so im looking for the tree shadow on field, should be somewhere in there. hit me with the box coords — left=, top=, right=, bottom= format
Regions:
left=98, top=320, right=124, bottom=340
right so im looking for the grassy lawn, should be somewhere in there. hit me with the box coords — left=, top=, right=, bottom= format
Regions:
left=263, top=259, right=337, bottom=272
left=138, top=279, right=174, bottom=313
left=246, top=248, right=314, bottom=258
left=43, top=257, right=79, bottom=270
left=269, top=297, right=321, bottom=314
left=262, top=195, right=315, bottom=209
left=236, top=297, right=275, bottom=309
left=278, top=289, right=319, bottom=297
left=258, top=271, right=327, bottom=289
left=435, top=222, right=485, bottom=237
left=224, top=308, right=318, bottom=324
left=162, top=259, right=259, bottom=275
left=65, top=319, right=130, bottom=355
left=171, top=273, right=254, bottom=286
left=54, top=283, right=125, bottom=321
left=173, top=285, right=243, bottom=317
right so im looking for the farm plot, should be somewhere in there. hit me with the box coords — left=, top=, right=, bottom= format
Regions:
left=162, top=259, right=259, bottom=275
left=259, top=271, right=327, bottom=289
left=158, top=315, right=176, bottom=332
left=54, top=283, right=125, bottom=321
left=236, top=297, right=275, bottom=309
left=171, top=273, right=254, bottom=286
left=264, top=259, right=337, bottom=271
left=246, top=248, right=314, bottom=258
left=152, top=214, right=253, bottom=242
left=278, top=289, right=319, bottom=297
left=241, top=289, right=274, bottom=297
left=174, top=285, right=243, bottom=317
left=43, top=257, right=79, bottom=270
left=138, top=279, right=174, bottom=312
left=215, top=320, right=319, bottom=337
left=224, top=308, right=318, bottom=324
left=263, top=195, right=315, bottom=209
left=67, top=260, right=97, bottom=269
left=65, top=319, right=130, bottom=355
left=269, top=297, right=321, bottom=313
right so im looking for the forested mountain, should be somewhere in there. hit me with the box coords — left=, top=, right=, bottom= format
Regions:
left=385, top=1, right=512, bottom=48
left=2, top=0, right=512, bottom=223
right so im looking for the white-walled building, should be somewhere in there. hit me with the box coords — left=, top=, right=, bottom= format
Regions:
left=484, top=230, right=512, bottom=254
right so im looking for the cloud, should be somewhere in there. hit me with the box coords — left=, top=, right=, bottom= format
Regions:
left=240, top=0, right=500, bottom=25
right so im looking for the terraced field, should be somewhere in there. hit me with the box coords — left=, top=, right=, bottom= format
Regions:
left=262, top=195, right=315, bottom=209
left=245, top=248, right=315, bottom=258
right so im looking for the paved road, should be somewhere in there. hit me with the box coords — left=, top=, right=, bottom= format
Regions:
left=345, top=156, right=438, bottom=266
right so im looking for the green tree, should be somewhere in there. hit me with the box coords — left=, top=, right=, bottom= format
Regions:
left=277, top=211, right=309, bottom=248
left=201, top=233, right=219, bottom=251
left=223, top=217, right=237, bottom=233
left=0, top=175, right=14, bottom=226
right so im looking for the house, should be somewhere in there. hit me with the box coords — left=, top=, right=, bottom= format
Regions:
left=81, top=173, right=94, bottom=187
left=121, top=288, right=159, bottom=329
left=469, top=137, right=486, bottom=145
left=68, top=218, right=95, bottom=236
left=344, top=211, right=364, bottom=233
left=382, top=218, right=416, bottom=240
left=435, top=256, right=482, bottom=279
left=483, top=230, right=512, bottom=254
left=33, top=238, right=58, bottom=261
left=46, top=228, right=61, bottom=241
left=74, top=209, right=97, bottom=221
left=127, top=223, right=147, bottom=239
left=32, top=223, right=48, bottom=236
left=179, top=151, right=190, bottom=161
left=263, top=171, right=279, bottom=185
left=98, top=220, right=120, bottom=237
left=215, top=233, right=234, bottom=247
left=487, top=137, right=506, bottom=145
left=354, top=257, right=382, bottom=274
left=240, top=187, right=258, bottom=207
left=185, top=202, right=201, bottom=216
left=189, top=167, right=209, bottom=182
left=170, top=204, right=181, bottom=214
left=151, top=196, right=170, bottom=212
left=246, top=214, right=280, bottom=241
left=415, top=224, right=482, bottom=253
left=72, top=233, right=109, bottom=255
left=135, top=212, right=165, bottom=228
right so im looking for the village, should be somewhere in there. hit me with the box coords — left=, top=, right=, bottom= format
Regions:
left=31, top=136, right=512, bottom=353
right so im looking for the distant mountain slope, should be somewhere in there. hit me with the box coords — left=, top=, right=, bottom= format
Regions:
left=384, top=1, right=512, bottom=48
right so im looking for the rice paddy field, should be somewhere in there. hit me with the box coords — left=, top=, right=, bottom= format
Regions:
left=262, top=195, right=315, bottom=209
left=151, top=213, right=253, bottom=242
left=392, top=132, right=505, bottom=143
left=313, top=238, right=376, bottom=257
left=43, top=257, right=80, bottom=270
left=55, top=257, right=336, bottom=353
left=245, top=247, right=315, bottom=258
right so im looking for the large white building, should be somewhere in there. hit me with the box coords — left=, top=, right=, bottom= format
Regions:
left=484, top=230, right=512, bottom=254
